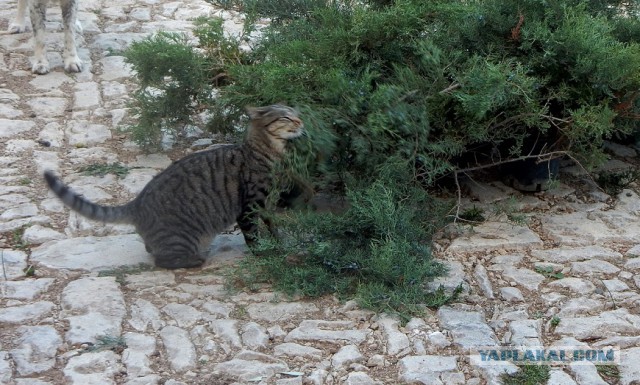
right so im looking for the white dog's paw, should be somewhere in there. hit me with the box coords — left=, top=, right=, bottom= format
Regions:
left=64, top=55, right=83, bottom=73
left=32, top=59, right=51, bottom=75
left=8, top=22, right=28, bottom=34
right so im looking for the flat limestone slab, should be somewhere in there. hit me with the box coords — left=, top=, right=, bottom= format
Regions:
left=447, top=222, right=542, bottom=253
left=31, top=234, right=152, bottom=271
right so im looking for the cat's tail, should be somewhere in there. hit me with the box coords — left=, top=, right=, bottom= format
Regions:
left=43, top=171, right=134, bottom=223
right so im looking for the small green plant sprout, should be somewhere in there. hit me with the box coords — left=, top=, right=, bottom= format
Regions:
left=596, top=364, right=620, bottom=382
left=501, top=364, right=550, bottom=385
left=550, top=315, right=561, bottom=327
left=459, top=205, right=486, bottom=223
left=535, top=266, right=565, bottom=280
left=79, top=162, right=131, bottom=178
left=97, top=263, right=154, bottom=285
left=23, top=265, right=36, bottom=277
left=11, top=225, right=30, bottom=251
left=84, top=335, right=127, bottom=354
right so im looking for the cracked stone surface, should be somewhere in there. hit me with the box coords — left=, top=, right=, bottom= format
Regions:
left=2, top=0, right=640, bottom=384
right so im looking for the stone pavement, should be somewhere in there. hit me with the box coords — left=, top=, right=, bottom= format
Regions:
left=2, top=1, right=640, bottom=384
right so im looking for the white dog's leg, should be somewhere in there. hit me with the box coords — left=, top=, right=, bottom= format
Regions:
left=60, top=0, right=82, bottom=73
left=8, top=0, right=29, bottom=33
left=29, top=0, right=50, bottom=74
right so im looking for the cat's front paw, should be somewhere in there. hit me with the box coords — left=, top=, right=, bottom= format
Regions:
left=64, top=55, right=83, bottom=73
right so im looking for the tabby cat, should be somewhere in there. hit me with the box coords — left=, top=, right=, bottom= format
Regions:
left=44, top=104, right=304, bottom=269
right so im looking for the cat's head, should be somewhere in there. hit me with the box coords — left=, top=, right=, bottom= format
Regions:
left=247, top=104, right=304, bottom=141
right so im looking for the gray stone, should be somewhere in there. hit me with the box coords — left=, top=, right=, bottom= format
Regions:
left=447, top=222, right=542, bottom=253
left=0, top=351, right=11, bottom=384
left=625, top=244, right=640, bottom=258
left=568, top=362, right=608, bottom=385
left=508, top=319, right=542, bottom=347
left=213, top=350, right=288, bottom=382
left=558, top=298, right=604, bottom=317
left=377, top=315, right=411, bottom=356
left=0, top=203, right=38, bottom=220
left=570, top=259, right=620, bottom=275
left=201, top=300, right=233, bottom=318
left=5, top=139, right=37, bottom=153
left=0, top=301, right=55, bottom=324
left=624, top=257, right=640, bottom=271
left=125, top=375, right=162, bottom=385
left=437, top=307, right=498, bottom=348
left=427, top=260, right=469, bottom=294
left=26, top=98, right=67, bottom=118
left=65, top=121, right=112, bottom=146
left=0, top=119, right=35, bottom=137
left=91, top=32, right=149, bottom=51
left=33, top=151, right=60, bottom=174
left=14, top=379, right=53, bottom=385
left=160, top=326, right=196, bottom=372
left=469, top=354, right=519, bottom=384
left=273, top=343, right=323, bottom=360
left=99, top=56, right=134, bottom=81
left=246, top=302, right=319, bottom=322
left=123, top=332, right=156, bottom=378
left=345, top=372, right=382, bottom=385
left=63, top=351, right=120, bottom=384
left=31, top=235, right=152, bottom=271
left=554, top=309, right=640, bottom=340
left=427, top=331, right=451, bottom=348
left=541, top=212, right=627, bottom=246
left=162, top=303, right=202, bottom=328
left=620, top=347, right=640, bottom=385
left=473, top=264, right=494, bottom=299
left=548, top=370, right=578, bottom=385
left=29, top=71, right=72, bottom=90
left=547, top=278, right=596, bottom=293
left=22, top=225, right=65, bottom=244
left=129, top=299, right=166, bottom=332
left=119, top=168, right=157, bottom=195
left=0, top=103, right=22, bottom=118
left=74, top=82, right=101, bottom=110
left=602, top=279, right=630, bottom=292
left=285, top=320, right=370, bottom=345
left=398, top=355, right=458, bottom=385
left=531, top=246, right=622, bottom=263
left=61, top=277, right=126, bottom=344
left=603, top=140, right=637, bottom=157
left=1, top=278, right=55, bottom=300
left=0, top=249, right=28, bottom=279
left=210, top=319, right=242, bottom=351
left=502, top=267, right=546, bottom=291
left=500, top=287, right=525, bottom=302
left=126, top=271, right=176, bottom=289
left=11, top=325, right=62, bottom=375
left=331, top=345, right=364, bottom=368
left=241, top=322, right=269, bottom=350
left=129, top=154, right=172, bottom=169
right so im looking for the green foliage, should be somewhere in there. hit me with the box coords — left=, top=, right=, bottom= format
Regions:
left=84, top=335, right=127, bottom=354
left=501, top=364, right=550, bottom=385
left=535, top=266, right=565, bottom=280
left=596, top=168, right=640, bottom=196
left=79, top=162, right=131, bottom=178
left=230, top=169, right=457, bottom=320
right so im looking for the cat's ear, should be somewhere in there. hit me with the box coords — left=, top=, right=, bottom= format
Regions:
left=246, top=106, right=267, bottom=119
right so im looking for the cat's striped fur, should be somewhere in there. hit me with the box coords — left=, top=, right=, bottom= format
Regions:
left=44, top=105, right=304, bottom=269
